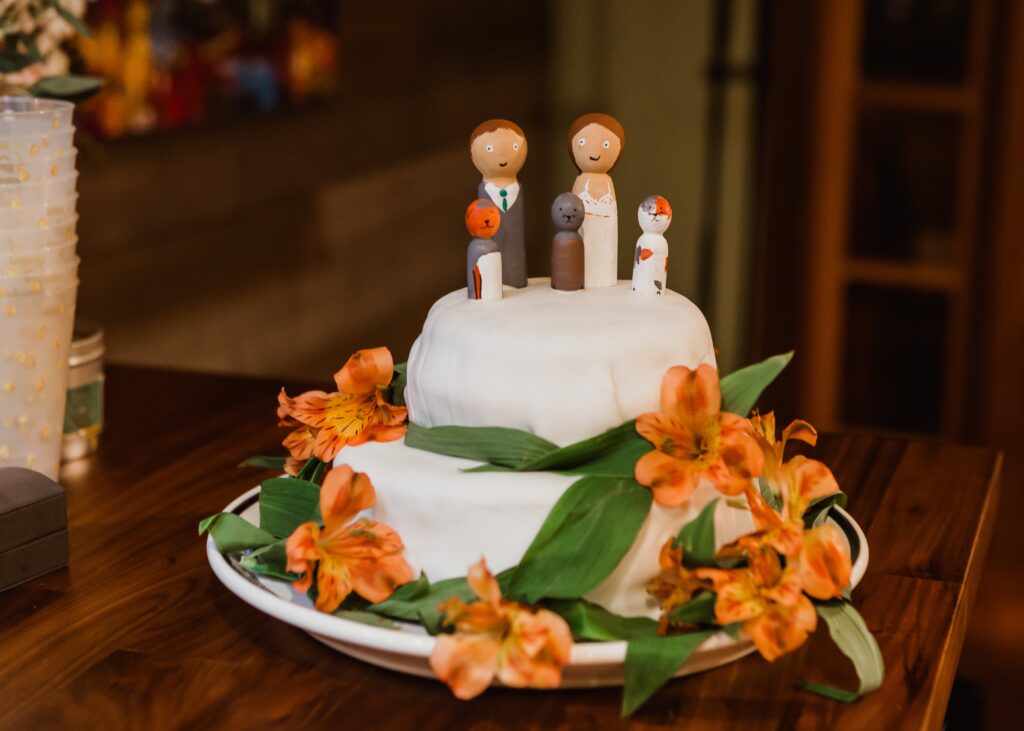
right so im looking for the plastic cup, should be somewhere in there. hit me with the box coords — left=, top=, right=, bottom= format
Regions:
left=0, top=218, right=77, bottom=250
left=0, top=239, right=77, bottom=272
left=0, top=148, right=77, bottom=186
left=0, top=130, right=76, bottom=161
left=0, top=278, right=78, bottom=480
left=0, top=248, right=78, bottom=277
left=0, top=197, right=77, bottom=231
left=0, top=236, right=76, bottom=259
left=0, top=97, right=74, bottom=137
left=0, top=173, right=77, bottom=207
left=0, top=262, right=79, bottom=297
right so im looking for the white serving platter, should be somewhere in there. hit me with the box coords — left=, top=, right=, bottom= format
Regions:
left=207, top=485, right=868, bottom=688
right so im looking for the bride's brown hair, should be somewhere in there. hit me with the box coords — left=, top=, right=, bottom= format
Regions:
left=567, top=113, right=625, bottom=171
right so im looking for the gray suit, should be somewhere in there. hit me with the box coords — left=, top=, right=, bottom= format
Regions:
left=478, top=181, right=527, bottom=288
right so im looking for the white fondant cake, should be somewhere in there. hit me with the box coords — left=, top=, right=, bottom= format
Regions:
left=344, top=440, right=755, bottom=618
left=338, top=277, right=745, bottom=619
left=405, top=278, right=716, bottom=446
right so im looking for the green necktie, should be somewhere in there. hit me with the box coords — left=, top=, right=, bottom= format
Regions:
left=500, top=189, right=508, bottom=212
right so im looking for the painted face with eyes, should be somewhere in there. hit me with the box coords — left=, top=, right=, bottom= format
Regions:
left=470, top=128, right=528, bottom=180
left=571, top=123, right=622, bottom=174
left=465, top=198, right=502, bottom=238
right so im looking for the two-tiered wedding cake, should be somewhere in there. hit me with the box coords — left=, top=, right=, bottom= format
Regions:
left=340, top=278, right=756, bottom=618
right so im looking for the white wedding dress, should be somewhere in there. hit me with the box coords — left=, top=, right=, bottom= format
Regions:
left=577, top=178, right=618, bottom=288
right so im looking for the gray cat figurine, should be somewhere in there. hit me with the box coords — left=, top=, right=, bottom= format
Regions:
left=550, top=192, right=585, bottom=291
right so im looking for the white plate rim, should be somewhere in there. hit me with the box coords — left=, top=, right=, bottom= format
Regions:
left=206, top=484, right=869, bottom=666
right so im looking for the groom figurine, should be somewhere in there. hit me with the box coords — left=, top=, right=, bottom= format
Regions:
left=469, top=119, right=528, bottom=288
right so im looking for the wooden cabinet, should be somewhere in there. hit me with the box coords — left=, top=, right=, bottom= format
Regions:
left=759, top=0, right=1001, bottom=438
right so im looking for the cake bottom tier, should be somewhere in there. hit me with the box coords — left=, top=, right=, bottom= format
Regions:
left=339, top=439, right=756, bottom=619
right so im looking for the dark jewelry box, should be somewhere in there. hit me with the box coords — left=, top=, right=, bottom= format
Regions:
left=0, top=467, right=68, bottom=592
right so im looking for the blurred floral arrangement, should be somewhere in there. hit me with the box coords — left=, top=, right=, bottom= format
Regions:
left=0, top=0, right=101, bottom=100
left=74, top=0, right=339, bottom=139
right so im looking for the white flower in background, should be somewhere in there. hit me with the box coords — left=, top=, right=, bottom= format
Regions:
left=0, top=0, right=88, bottom=88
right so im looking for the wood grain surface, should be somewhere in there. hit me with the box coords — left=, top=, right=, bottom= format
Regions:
left=0, top=366, right=1001, bottom=730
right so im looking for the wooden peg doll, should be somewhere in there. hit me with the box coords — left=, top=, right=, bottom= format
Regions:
left=568, top=113, right=625, bottom=289
left=470, top=119, right=528, bottom=288
left=550, top=192, right=585, bottom=291
left=465, top=198, right=503, bottom=301
left=631, top=195, right=672, bottom=295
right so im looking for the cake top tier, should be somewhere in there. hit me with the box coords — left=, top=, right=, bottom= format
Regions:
left=405, top=278, right=715, bottom=445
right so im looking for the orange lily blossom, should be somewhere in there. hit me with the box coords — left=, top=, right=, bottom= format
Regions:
left=278, top=347, right=407, bottom=470
left=635, top=364, right=764, bottom=506
left=741, top=413, right=851, bottom=599
left=729, top=455, right=840, bottom=558
left=697, top=545, right=817, bottom=661
left=430, top=558, right=573, bottom=700
left=285, top=465, right=414, bottom=613
left=647, top=538, right=713, bottom=634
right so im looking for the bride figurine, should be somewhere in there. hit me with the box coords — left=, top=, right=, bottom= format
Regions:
left=568, top=113, right=625, bottom=288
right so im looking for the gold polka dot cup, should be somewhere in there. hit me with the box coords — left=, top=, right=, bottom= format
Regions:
left=0, top=130, right=76, bottom=162
left=0, top=173, right=77, bottom=207
left=0, top=97, right=74, bottom=137
left=0, top=148, right=77, bottom=186
left=0, top=281, right=78, bottom=480
left=0, top=197, right=77, bottom=232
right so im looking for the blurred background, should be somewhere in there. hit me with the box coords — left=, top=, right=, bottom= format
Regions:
left=21, top=0, right=1024, bottom=726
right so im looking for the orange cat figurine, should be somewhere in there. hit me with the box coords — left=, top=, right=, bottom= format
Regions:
left=465, top=198, right=503, bottom=301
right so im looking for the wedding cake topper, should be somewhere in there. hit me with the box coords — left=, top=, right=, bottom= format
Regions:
left=632, top=195, right=672, bottom=295
left=465, top=199, right=503, bottom=301
left=550, top=192, right=585, bottom=291
left=470, top=119, right=528, bottom=288
left=568, top=113, right=625, bottom=289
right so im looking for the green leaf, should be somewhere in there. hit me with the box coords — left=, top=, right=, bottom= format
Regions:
left=559, top=432, right=652, bottom=479
left=238, top=455, right=287, bottom=470
left=720, top=351, right=793, bottom=416
left=368, top=570, right=515, bottom=635
left=802, top=601, right=884, bottom=701
left=259, top=477, right=320, bottom=538
left=239, top=541, right=300, bottom=582
left=405, top=422, right=557, bottom=468
left=388, top=362, right=408, bottom=407
left=666, top=591, right=717, bottom=625
left=543, top=598, right=659, bottom=641
left=334, top=610, right=398, bottom=629
left=46, top=1, right=91, bottom=37
left=0, top=51, right=36, bottom=74
left=508, top=476, right=652, bottom=602
left=28, top=75, right=102, bottom=101
left=803, top=491, right=848, bottom=529
left=758, top=476, right=783, bottom=511
left=802, top=682, right=859, bottom=703
left=622, top=630, right=715, bottom=716
left=673, top=499, right=719, bottom=567
left=368, top=573, right=471, bottom=624
left=199, top=513, right=276, bottom=552
left=238, top=540, right=295, bottom=580
left=524, top=421, right=638, bottom=471
left=296, top=456, right=324, bottom=482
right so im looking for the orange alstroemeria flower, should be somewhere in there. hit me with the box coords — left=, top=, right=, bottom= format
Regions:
left=635, top=364, right=764, bottom=506
left=647, top=538, right=713, bottom=634
left=795, top=523, right=851, bottom=600
left=697, top=545, right=817, bottom=662
left=278, top=347, right=407, bottom=469
left=716, top=413, right=851, bottom=601
left=430, top=558, right=573, bottom=700
left=285, top=465, right=414, bottom=613
left=730, top=455, right=841, bottom=558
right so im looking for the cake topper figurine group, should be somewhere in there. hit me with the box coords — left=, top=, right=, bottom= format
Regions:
left=466, top=113, right=672, bottom=299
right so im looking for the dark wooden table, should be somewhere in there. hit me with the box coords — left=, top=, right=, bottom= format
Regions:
left=0, top=365, right=1001, bottom=730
